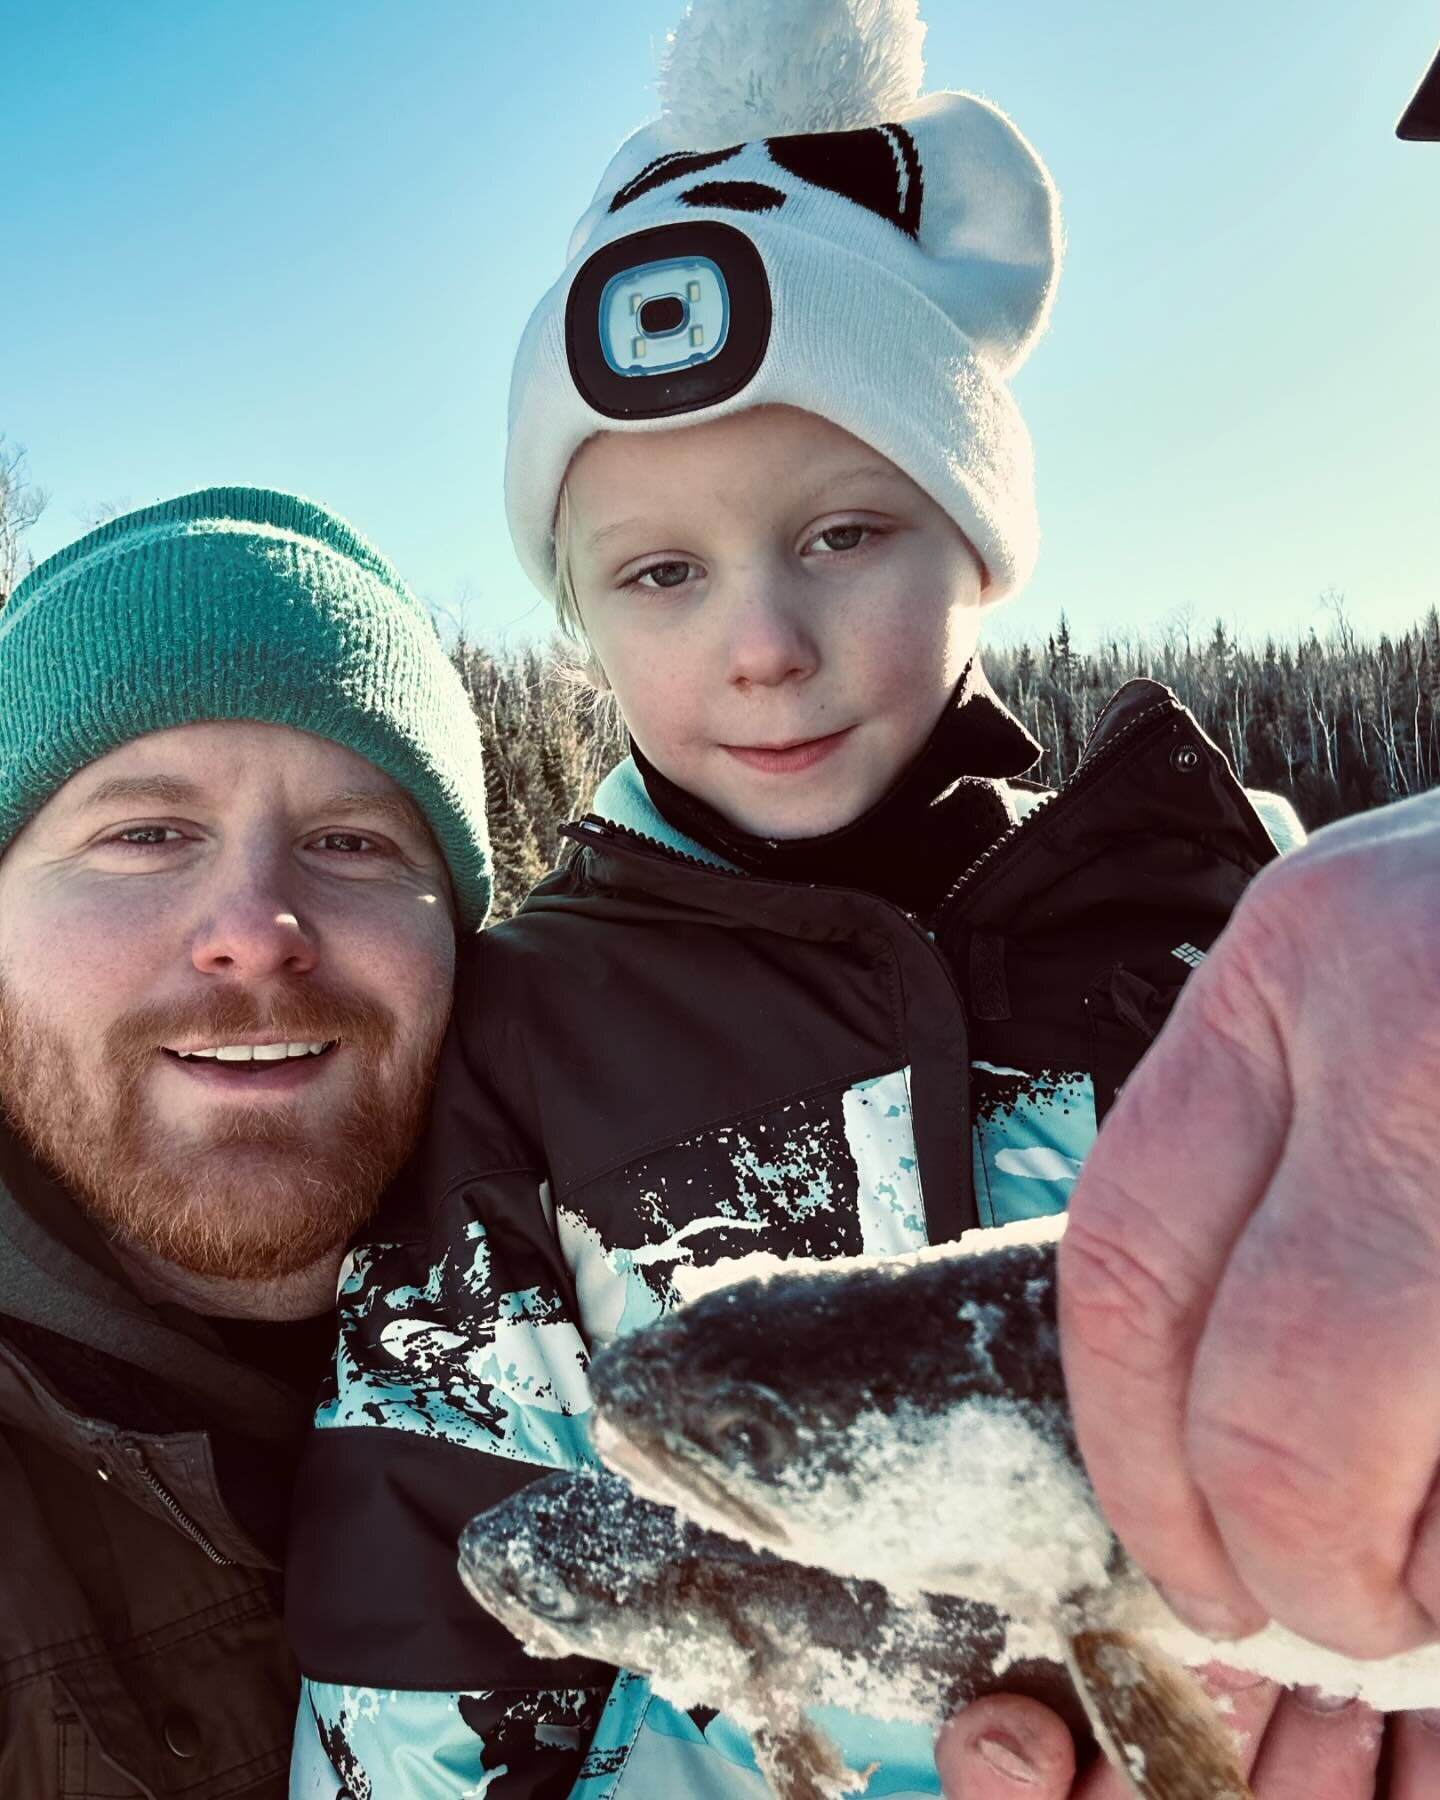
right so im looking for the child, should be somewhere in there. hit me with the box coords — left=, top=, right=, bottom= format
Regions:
left=287, top=1, right=1301, bottom=1793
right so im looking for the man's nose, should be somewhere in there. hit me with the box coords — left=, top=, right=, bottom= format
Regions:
left=189, top=860, right=319, bottom=980
left=725, top=580, right=820, bottom=691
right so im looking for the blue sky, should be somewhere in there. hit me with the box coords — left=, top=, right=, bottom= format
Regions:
left=4, top=1, right=1437, bottom=649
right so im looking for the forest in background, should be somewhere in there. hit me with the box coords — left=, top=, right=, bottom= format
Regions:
left=5, top=438, right=1436, bottom=926
left=460, top=606, right=1440, bottom=920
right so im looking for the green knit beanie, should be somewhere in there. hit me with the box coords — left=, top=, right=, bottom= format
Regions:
left=0, top=486, right=491, bottom=929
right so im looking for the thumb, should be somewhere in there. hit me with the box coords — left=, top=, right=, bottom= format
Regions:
left=935, top=1695, right=1077, bottom=1798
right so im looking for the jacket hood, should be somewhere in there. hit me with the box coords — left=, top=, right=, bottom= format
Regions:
left=0, top=1123, right=307, bottom=1443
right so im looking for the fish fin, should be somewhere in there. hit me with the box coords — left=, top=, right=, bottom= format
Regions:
left=1063, top=1628, right=1254, bottom=1800
left=751, top=1716, right=872, bottom=1800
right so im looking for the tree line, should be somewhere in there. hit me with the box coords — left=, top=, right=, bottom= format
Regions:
left=461, top=607, right=1440, bottom=920
left=4, top=437, right=1433, bottom=925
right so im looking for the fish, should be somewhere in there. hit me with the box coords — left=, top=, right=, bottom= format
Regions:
left=459, top=1466, right=1092, bottom=1800
left=585, top=1219, right=1440, bottom=1795
left=587, top=1222, right=1110, bottom=1625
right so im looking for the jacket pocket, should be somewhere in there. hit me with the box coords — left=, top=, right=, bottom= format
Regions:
left=54, top=1680, right=153, bottom=1800
left=1086, top=963, right=1189, bottom=1124
left=52, top=1593, right=293, bottom=1799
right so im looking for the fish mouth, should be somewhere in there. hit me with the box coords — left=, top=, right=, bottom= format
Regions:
left=591, top=1414, right=790, bottom=1549
left=456, top=1547, right=575, bottom=1661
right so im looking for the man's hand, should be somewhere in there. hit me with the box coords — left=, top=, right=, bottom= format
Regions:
left=936, top=1676, right=1440, bottom=1799
left=1059, top=789, right=1440, bottom=1656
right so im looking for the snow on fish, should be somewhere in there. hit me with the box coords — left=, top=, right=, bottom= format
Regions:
left=459, top=1466, right=1088, bottom=1800
left=585, top=1218, right=1440, bottom=1798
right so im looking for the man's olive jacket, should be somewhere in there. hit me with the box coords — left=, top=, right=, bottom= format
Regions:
left=0, top=1142, right=307, bottom=1798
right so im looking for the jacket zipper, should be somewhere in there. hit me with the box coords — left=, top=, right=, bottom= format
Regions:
left=121, top=1446, right=235, bottom=1566
left=932, top=696, right=1181, bottom=924
left=565, top=817, right=754, bottom=875
left=557, top=701, right=1189, bottom=1240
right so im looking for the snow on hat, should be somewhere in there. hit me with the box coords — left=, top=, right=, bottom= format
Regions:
left=505, top=0, right=1062, bottom=604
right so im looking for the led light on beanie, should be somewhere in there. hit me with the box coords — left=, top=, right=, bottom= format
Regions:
left=506, top=0, right=1063, bottom=604
left=567, top=222, right=772, bottom=419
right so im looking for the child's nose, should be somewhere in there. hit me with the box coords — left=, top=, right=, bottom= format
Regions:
left=724, top=585, right=820, bottom=691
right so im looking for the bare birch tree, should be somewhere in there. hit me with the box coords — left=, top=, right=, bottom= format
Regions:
left=0, top=439, right=48, bottom=605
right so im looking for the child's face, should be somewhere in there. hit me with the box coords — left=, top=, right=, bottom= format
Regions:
left=565, top=406, right=986, bottom=840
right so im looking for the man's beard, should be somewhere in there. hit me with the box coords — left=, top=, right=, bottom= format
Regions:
left=0, top=980, right=445, bottom=1283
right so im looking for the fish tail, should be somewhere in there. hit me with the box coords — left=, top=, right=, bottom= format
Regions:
left=752, top=1716, right=873, bottom=1800
left=1063, top=1628, right=1255, bottom=1800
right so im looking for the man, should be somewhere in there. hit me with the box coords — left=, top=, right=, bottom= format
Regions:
left=0, top=487, right=488, bottom=1797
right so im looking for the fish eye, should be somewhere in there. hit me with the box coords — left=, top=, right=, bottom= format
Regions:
left=696, top=1384, right=800, bottom=1477
left=716, top=1417, right=775, bottom=1464
left=521, top=1576, right=588, bottom=1625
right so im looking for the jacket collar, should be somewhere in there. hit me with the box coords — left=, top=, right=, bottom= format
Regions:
left=0, top=1333, right=279, bottom=1568
left=593, top=660, right=1041, bottom=911
left=565, top=680, right=1290, bottom=933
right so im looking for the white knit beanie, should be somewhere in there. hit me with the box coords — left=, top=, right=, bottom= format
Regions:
left=505, top=0, right=1062, bottom=603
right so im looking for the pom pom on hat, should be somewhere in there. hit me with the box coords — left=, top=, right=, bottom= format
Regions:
left=658, top=0, right=927, bottom=148
left=507, top=0, right=1063, bottom=607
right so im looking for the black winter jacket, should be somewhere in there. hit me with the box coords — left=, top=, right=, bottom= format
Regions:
left=0, top=1135, right=318, bottom=1798
left=288, top=680, right=1291, bottom=1800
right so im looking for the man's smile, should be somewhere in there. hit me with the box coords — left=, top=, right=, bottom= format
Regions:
left=157, top=1039, right=342, bottom=1092
left=162, top=1038, right=334, bottom=1061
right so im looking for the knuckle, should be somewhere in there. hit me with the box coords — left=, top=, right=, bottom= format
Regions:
left=1251, top=806, right=1440, bottom=980
left=1058, top=1210, right=1194, bottom=1379
left=1189, top=1410, right=1367, bottom=1563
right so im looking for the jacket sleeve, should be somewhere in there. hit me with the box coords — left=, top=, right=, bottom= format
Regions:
left=285, top=1001, right=616, bottom=1799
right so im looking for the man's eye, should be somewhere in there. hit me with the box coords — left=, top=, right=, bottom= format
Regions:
left=314, top=832, right=382, bottom=854
left=634, top=559, right=696, bottom=590
left=112, top=826, right=183, bottom=847
left=808, top=524, right=870, bottom=555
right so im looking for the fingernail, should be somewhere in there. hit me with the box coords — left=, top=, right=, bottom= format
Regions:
left=1155, top=1584, right=1254, bottom=1640
left=1294, top=1685, right=1357, bottom=1715
left=1196, top=1661, right=1268, bottom=1695
left=974, top=1731, right=1038, bottom=1785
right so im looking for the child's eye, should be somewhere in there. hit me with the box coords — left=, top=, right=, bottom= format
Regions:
left=633, top=559, right=697, bottom=591
left=805, top=524, right=873, bottom=556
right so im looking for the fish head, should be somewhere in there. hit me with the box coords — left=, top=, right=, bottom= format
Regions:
left=589, top=1232, right=1072, bottom=1561
left=459, top=1469, right=696, bottom=1665
left=460, top=1469, right=785, bottom=1711
left=588, top=1274, right=848, bottom=1549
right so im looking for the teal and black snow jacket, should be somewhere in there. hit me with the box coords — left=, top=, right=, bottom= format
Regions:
left=287, top=677, right=1302, bottom=1800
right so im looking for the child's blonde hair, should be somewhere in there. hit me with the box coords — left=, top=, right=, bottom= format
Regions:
left=551, top=483, right=584, bottom=642
left=549, top=482, right=617, bottom=710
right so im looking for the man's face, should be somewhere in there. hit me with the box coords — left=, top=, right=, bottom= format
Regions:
left=0, top=721, right=457, bottom=1283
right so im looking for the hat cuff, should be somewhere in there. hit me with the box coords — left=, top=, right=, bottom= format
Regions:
left=506, top=218, right=1038, bottom=604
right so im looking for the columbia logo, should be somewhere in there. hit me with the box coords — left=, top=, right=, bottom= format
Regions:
left=1171, top=943, right=1206, bottom=968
